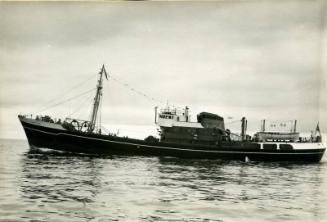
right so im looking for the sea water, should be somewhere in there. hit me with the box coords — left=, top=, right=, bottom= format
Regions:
left=0, top=139, right=327, bottom=222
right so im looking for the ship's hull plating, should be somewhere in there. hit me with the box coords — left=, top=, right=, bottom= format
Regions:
left=19, top=117, right=325, bottom=162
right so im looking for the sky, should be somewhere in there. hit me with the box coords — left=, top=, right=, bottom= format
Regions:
left=0, top=0, right=326, bottom=139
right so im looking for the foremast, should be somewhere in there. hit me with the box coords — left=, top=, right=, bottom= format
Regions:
left=88, top=65, right=108, bottom=133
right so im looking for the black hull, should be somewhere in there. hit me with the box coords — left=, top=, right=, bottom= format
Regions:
left=19, top=117, right=325, bottom=163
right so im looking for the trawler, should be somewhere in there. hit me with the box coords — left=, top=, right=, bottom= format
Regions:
left=19, top=65, right=326, bottom=162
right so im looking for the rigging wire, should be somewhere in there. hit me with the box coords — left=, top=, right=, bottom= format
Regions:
left=34, top=69, right=164, bottom=117
left=109, top=75, right=165, bottom=105
left=100, top=125, right=111, bottom=135
left=33, top=88, right=96, bottom=114
left=66, top=93, right=95, bottom=118
left=32, top=73, right=97, bottom=114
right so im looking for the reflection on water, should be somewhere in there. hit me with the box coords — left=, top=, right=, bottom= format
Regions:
left=21, top=149, right=103, bottom=204
left=17, top=148, right=105, bottom=221
left=154, top=158, right=327, bottom=221
left=0, top=139, right=327, bottom=221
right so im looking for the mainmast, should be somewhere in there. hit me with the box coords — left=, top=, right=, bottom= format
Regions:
left=88, top=65, right=108, bottom=133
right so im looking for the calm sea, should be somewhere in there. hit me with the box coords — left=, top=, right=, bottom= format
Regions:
left=1, top=139, right=327, bottom=222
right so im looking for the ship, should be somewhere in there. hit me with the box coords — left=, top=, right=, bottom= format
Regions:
left=19, top=65, right=326, bottom=162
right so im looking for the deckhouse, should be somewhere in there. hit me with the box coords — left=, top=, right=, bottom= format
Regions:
left=155, top=106, right=226, bottom=145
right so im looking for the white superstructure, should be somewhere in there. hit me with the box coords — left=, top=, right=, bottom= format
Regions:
left=155, top=106, right=203, bottom=128
left=257, top=142, right=325, bottom=150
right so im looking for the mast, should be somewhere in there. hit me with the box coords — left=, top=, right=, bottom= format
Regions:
left=88, top=65, right=108, bottom=133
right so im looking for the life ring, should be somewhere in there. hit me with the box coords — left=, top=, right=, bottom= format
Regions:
left=71, top=119, right=80, bottom=130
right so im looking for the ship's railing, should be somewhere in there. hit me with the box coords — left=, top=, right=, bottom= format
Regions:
left=297, top=136, right=322, bottom=143
left=64, top=118, right=90, bottom=123
left=159, top=108, right=178, bottom=115
left=159, top=106, right=188, bottom=116
left=19, top=114, right=61, bottom=123
left=252, top=131, right=322, bottom=143
left=19, top=114, right=35, bottom=119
